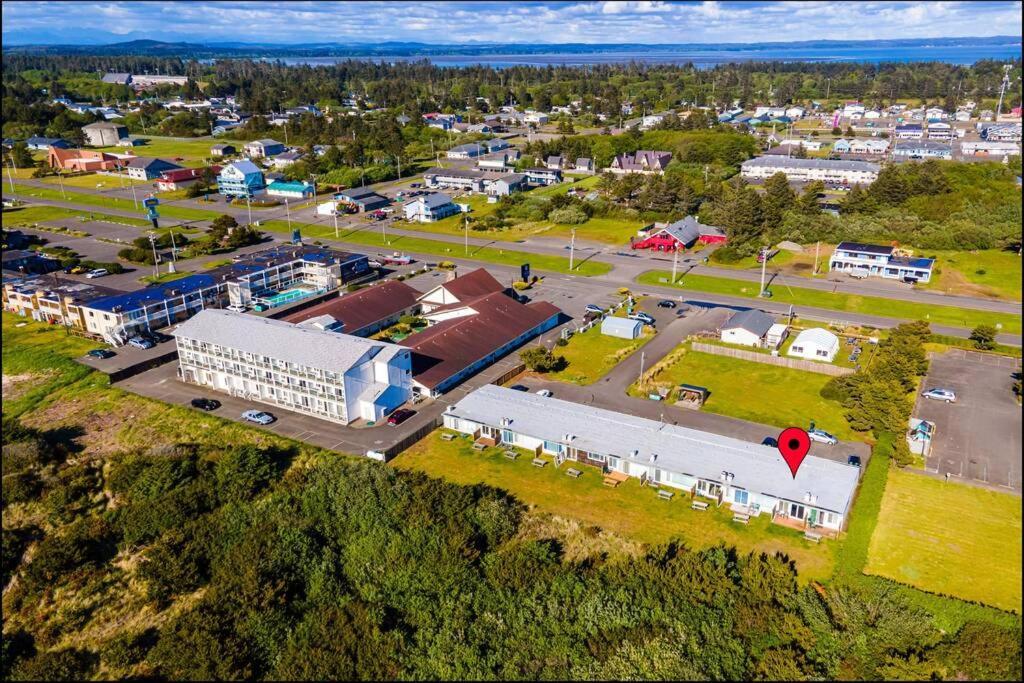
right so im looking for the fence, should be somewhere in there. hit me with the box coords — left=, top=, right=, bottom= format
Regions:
left=490, top=362, right=527, bottom=387
left=383, top=415, right=442, bottom=460
left=690, top=341, right=854, bottom=376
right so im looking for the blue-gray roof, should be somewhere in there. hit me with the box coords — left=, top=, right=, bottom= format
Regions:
left=722, top=309, right=776, bottom=337
left=86, top=274, right=217, bottom=313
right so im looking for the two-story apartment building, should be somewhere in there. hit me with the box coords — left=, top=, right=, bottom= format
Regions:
left=892, top=141, right=952, bottom=160
left=217, top=160, right=266, bottom=198
left=828, top=241, right=934, bottom=283
left=174, top=309, right=413, bottom=424
left=740, top=157, right=879, bottom=185
left=443, top=385, right=860, bottom=533
left=403, top=193, right=461, bottom=222
left=243, top=139, right=286, bottom=158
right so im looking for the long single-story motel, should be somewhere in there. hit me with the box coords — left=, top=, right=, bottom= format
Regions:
left=443, top=385, right=861, bottom=533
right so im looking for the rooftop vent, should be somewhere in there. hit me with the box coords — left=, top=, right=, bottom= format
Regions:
left=445, top=405, right=455, bottom=413
left=630, top=449, right=639, bottom=458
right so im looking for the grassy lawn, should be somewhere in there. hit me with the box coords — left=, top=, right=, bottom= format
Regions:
left=637, top=270, right=1022, bottom=335
left=139, top=270, right=195, bottom=285
left=95, top=136, right=245, bottom=167
left=866, top=469, right=1022, bottom=613
left=39, top=173, right=151, bottom=190
left=923, top=249, right=1023, bottom=301
left=630, top=344, right=860, bottom=442
left=547, top=317, right=654, bottom=385
left=1, top=204, right=149, bottom=229
left=259, top=218, right=613, bottom=277
left=12, top=183, right=221, bottom=223
left=394, top=431, right=837, bottom=582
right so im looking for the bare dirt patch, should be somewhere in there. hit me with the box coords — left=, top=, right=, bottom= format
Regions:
left=2, top=371, right=55, bottom=402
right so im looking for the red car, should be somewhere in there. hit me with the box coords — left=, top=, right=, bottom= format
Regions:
left=387, top=408, right=416, bottom=426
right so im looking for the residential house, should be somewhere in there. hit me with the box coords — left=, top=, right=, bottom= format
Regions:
left=608, top=150, right=672, bottom=175
left=828, top=241, right=934, bottom=283
left=484, top=138, right=509, bottom=153
left=269, top=151, right=303, bottom=169
left=522, top=167, right=562, bottom=185
left=787, top=328, right=840, bottom=363
left=892, top=141, right=952, bottom=160
left=403, top=193, right=461, bottom=223
left=487, top=173, right=528, bottom=197
left=925, top=107, right=947, bottom=121
left=720, top=309, right=780, bottom=348
left=423, top=167, right=492, bottom=193
left=156, top=166, right=220, bottom=192
left=446, top=142, right=489, bottom=159
left=545, top=155, right=563, bottom=170
left=174, top=309, right=413, bottom=425
left=524, top=111, right=549, bottom=124
left=211, top=143, right=235, bottom=157
left=926, top=122, right=954, bottom=141
left=847, top=138, right=890, bottom=155
left=740, top=157, right=880, bottom=185
left=126, top=157, right=182, bottom=181
left=443, top=385, right=860, bottom=532
left=894, top=124, right=925, bottom=140
left=26, top=136, right=70, bottom=151
left=985, top=124, right=1022, bottom=142
left=82, top=121, right=129, bottom=146
left=477, top=151, right=517, bottom=171
left=631, top=216, right=727, bottom=252
left=842, top=102, right=865, bottom=118
left=573, top=157, right=594, bottom=172
left=960, top=140, right=1021, bottom=156
left=244, top=139, right=285, bottom=158
left=336, top=186, right=390, bottom=212
left=217, top=159, right=267, bottom=198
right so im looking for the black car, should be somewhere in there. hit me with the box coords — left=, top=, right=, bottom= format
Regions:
left=657, top=300, right=677, bottom=308
left=86, top=348, right=115, bottom=360
left=847, top=455, right=862, bottom=468
left=761, top=437, right=778, bottom=448
left=387, top=408, right=416, bottom=426
left=191, top=397, right=221, bottom=411
left=509, top=384, right=530, bottom=392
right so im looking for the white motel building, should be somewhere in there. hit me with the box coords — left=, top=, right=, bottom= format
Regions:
left=173, top=309, right=412, bottom=424
left=443, top=385, right=861, bottom=533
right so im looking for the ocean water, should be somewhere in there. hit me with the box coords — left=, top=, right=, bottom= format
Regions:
left=274, top=42, right=1022, bottom=69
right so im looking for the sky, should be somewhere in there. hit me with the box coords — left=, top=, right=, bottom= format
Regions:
left=2, top=0, right=1022, bottom=46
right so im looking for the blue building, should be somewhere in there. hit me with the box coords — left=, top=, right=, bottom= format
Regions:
left=217, top=160, right=266, bottom=198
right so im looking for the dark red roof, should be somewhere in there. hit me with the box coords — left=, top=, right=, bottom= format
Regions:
left=283, top=280, right=421, bottom=334
left=401, top=291, right=562, bottom=389
left=434, top=268, right=505, bottom=302
left=159, top=165, right=221, bottom=183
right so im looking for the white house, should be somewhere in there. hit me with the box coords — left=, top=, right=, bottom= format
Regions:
left=787, top=328, right=840, bottom=363
left=741, top=157, right=879, bottom=185
left=442, top=385, right=861, bottom=533
left=720, top=309, right=777, bottom=348
left=403, top=193, right=461, bottom=223
left=174, top=309, right=413, bottom=424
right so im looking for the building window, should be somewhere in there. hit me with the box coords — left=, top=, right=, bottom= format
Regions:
left=542, top=440, right=563, bottom=454
left=734, top=489, right=749, bottom=505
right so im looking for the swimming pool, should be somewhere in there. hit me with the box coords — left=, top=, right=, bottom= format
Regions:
left=252, top=284, right=323, bottom=310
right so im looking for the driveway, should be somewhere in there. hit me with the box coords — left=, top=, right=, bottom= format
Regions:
left=914, top=349, right=1022, bottom=491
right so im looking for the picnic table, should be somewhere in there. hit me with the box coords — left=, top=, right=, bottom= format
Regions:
left=566, top=467, right=582, bottom=478
left=657, top=489, right=675, bottom=501
left=440, top=433, right=457, bottom=442
left=531, top=458, right=547, bottom=468
left=804, top=531, right=823, bottom=543
left=691, top=500, right=709, bottom=511
left=472, top=442, right=487, bottom=451
left=503, top=450, right=519, bottom=460
left=732, top=513, right=750, bottom=524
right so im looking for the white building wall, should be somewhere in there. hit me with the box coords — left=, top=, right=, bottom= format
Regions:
left=720, top=328, right=763, bottom=347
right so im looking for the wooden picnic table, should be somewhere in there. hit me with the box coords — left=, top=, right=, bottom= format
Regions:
left=657, top=489, right=675, bottom=501
left=531, top=458, right=547, bottom=468
left=691, top=500, right=709, bottom=511
left=503, top=450, right=519, bottom=460
left=440, top=432, right=457, bottom=442
left=804, top=531, right=823, bottom=543
left=732, top=513, right=750, bottom=524
left=566, top=467, right=582, bottom=478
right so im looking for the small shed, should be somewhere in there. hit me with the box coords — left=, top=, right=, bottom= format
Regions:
left=601, top=316, right=642, bottom=340
left=675, top=384, right=709, bottom=409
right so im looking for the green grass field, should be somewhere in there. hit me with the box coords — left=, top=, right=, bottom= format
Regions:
left=1, top=204, right=150, bottom=229
left=630, top=345, right=860, bottom=441
left=395, top=431, right=837, bottom=581
left=259, top=218, right=613, bottom=276
left=12, top=183, right=221, bottom=223
left=39, top=173, right=151, bottom=190
left=95, top=136, right=245, bottom=167
left=866, top=469, right=1022, bottom=613
left=546, top=319, right=654, bottom=385
left=924, top=249, right=1023, bottom=301
left=637, top=270, right=1022, bottom=334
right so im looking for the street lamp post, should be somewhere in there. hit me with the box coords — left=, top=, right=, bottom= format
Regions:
left=333, top=209, right=339, bottom=238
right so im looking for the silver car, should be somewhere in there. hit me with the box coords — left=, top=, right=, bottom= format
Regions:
left=241, top=409, right=275, bottom=425
left=923, top=388, right=957, bottom=403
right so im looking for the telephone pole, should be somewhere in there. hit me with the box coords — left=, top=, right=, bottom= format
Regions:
left=568, top=228, right=576, bottom=271
left=813, top=241, right=821, bottom=275
left=759, top=247, right=768, bottom=296
left=671, top=248, right=679, bottom=283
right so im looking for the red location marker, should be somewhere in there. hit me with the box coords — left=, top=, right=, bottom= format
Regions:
left=777, top=427, right=811, bottom=478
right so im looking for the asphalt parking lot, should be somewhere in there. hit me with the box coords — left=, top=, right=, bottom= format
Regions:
left=914, top=349, right=1022, bottom=491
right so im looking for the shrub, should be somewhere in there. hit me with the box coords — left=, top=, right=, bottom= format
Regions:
left=102, top=629, right=158, bottom=670
left=548, top=206, right=589, bottom=225
left=969, top=324, right=997, bottom=350
left=24, top=517, right=118, bottom=586
left=520, top=347, right=567, bottom=373
left=2, top=471, right=42, bottom=506
left=12, top=647, right=98, bottom=682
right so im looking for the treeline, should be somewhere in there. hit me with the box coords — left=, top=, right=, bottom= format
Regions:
left=2, top=412, right=1021, bottom=681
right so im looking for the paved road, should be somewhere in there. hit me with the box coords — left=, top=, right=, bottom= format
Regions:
left=913, top=349, right=1022, bottom=492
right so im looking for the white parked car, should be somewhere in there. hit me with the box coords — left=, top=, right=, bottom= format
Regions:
left=241, top=409, right=275, bottom=425
left=807, top=428, right=838, bottom=446
left=226, top=304, right=248, bottom=313
left=923, top=388, right=957, bottom=403
left=85, top=268, right=109, bottom=279
left=535, top=389, right=553, bottom=397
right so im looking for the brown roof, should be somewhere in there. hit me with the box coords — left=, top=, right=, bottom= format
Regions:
left=283, top=280, right=421, bottom=334
left=401, top=291, right=562, bottom=389
left=430, top=268, right=505, bottom=302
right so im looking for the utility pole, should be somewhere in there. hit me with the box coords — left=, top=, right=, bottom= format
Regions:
left=813, top=241, right=820, bottom=275
left=5, top=153, right=15, bottom=192
left=759, top=247, right=768, bottom=296
left=333, top=208, right=339, bottom=238
left=671, top=248, right=679, bottom=283
left=245, top=193, right=252, bottom=226
left=638, top=350, right=646, bottom=384
left=464, top=211, right=469, bottom=255
left=284, top=198, right=292, bottom=230
left=56, top=169, right=67, bottom=200
left=381, top=215, right=387, bottom=244
left=130, top=181, right=139, bottom=209
left=568, top=228, right=576, bottom=271
left=148, top=233, right=159, bottom=279
left=168, top=230, right=177, bottom=272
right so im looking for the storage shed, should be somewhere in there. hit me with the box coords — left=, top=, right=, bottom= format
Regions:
left=601, top=316, right=643, bottom=340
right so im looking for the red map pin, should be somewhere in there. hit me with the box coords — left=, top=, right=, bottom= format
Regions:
left=777, top=427, right=811, bottom=478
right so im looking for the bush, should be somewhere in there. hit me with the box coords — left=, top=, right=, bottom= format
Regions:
left=520, top=347, right=567, bottom=373
left=2, top=470, right=42, bottom=506
left=12, top=647, right=98, bottom=682
left=24, top=517, right=118, bottom=587
left=709, top=245, right=746, bottom=263
left=102, top=629, right=158, bottom=670
left=118, top=246, right=154, bottom=265
left=548, top=206, right=589, bottom=225
left=80, top=260, right=125, bottom=274
left=969, top=325, right=997, bottom=350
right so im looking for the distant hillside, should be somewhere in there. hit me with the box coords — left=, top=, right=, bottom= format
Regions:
left=3, top=35, right=1020, bottom=58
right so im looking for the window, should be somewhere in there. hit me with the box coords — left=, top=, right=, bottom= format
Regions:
left=734, top=489, right=749, bottom=505
left=816, top=349, right=829, bottom=357
left=542, top=440, right=563, bottom=454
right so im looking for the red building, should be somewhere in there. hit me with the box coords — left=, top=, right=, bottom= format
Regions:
left=631, top=216, right=728, bottom=252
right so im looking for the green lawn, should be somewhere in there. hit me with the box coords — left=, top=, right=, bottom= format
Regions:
left=12, top=183, right=221, bottom=223
left=923, top=249, right=1023, bottom=301
left=259, top=219, right=613, bottom=277
left=39, top=173, right=150, bottom=190
left=139, top=270, right=195, bottom=285
left=546, top=318, right=654, bottom=385
left=1, top=204, right=149, bottom=229
left=866, top=469, right=1022, bottom=613
left=395, top=431, right=837, bottom=581
left=630, top=345, right=860, bottom=442
left=95, top=136, right=245, bottom=167
left=637, top=270, right=1022, bottom=335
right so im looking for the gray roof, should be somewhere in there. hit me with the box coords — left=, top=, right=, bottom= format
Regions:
left=656, top=216, right=724, bottom=245
left=82, top=121, right=125, bottom=130
left=250, top=138, right=283, bottom=147
left=101, top=72, right=131, bottom=83
left=448, top=385, right=860, bottom=515
left=420, top=192, right=455, bottom=209
left=722, top=309, right=776, bottom=337
left=893, top=140, right=952, bottom=152
left=225, top=159, right=261, bottom=175
left=742, top=156, right=880, bottom=172
left=173, top=309, right=405, bottom=374
left=424, top=167, right=487, bottom=180
left=497, top=173, right=526, bottom=184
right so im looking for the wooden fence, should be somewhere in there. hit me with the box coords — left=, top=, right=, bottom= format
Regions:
left=383, top=415, right=442, bottom=460
left=690, top=341, right=854, bottom=376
